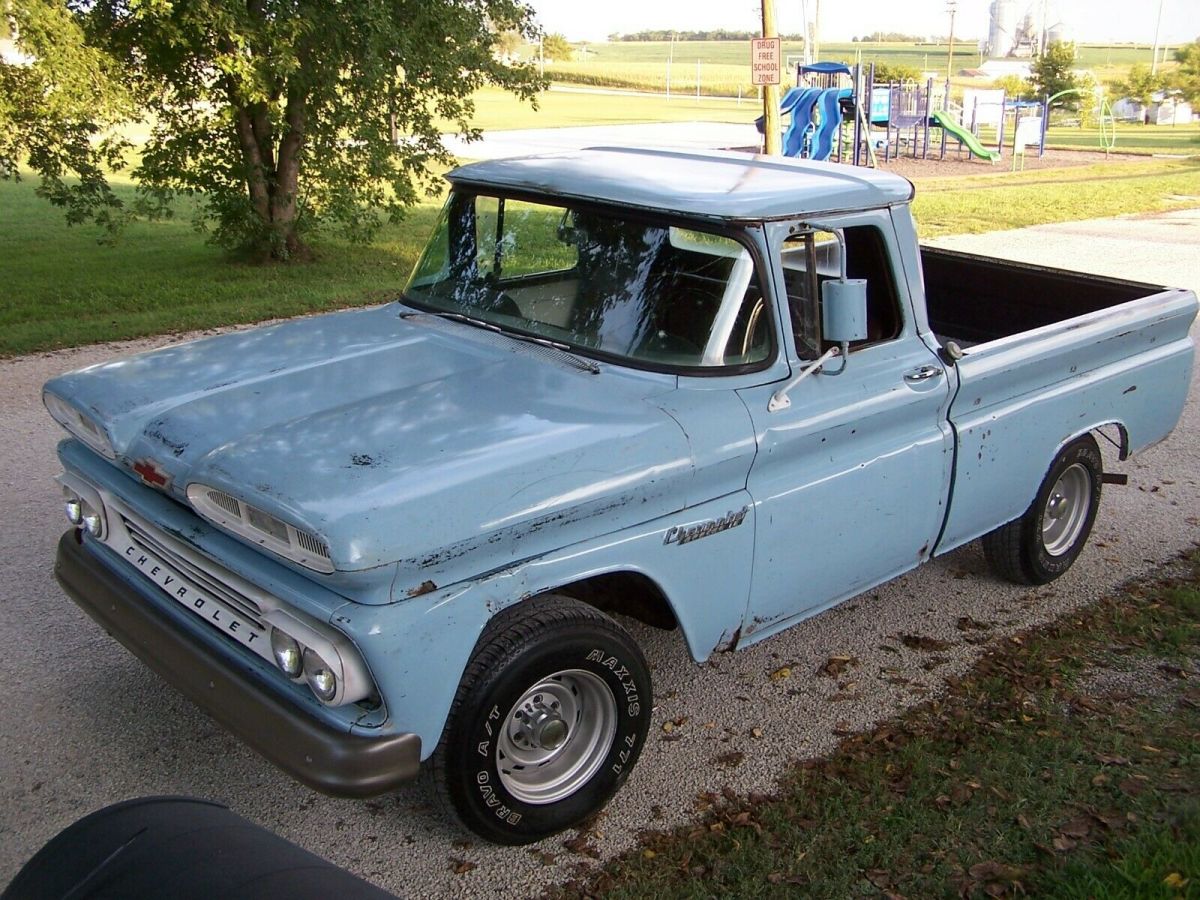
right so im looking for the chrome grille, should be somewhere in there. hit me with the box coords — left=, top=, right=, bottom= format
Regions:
left=122, top=516, right=266, bottom=630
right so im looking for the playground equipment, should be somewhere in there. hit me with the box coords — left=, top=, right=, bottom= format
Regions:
left=755, top=62, right=860, bottom=163
left=754, top=62, right=1116, bottom=168
left=931, top=110, right=1002, bottom=162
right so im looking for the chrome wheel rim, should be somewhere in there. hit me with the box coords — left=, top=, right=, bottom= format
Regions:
left=1041, top=463, right=1091, bottom=556
left=496, top=669, right=617, bottom=805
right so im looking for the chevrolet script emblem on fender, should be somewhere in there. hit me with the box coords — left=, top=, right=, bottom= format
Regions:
left=663, top=507, right=749, bottom=546
left=132, top=458, right=171, bottom=490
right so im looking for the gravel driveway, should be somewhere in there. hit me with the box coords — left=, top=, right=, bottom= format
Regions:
left=1, top=210, right=1197, bottom=896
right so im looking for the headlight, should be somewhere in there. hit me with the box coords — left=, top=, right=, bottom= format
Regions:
left=271, top=629, right=303, bottom=678
left=303, top=648, right=338, bottom=702
left=82, top=508, right=103, bottom=537
left=43, top=392, right=116, bottom=459
left=64, top=495, right=83, bottom=526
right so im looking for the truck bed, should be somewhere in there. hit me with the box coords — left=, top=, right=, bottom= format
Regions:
left=920, top=247, right=1165, bottom=346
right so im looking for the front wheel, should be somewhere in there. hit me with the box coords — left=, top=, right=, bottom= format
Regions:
left=982, top=434, right=1103, bottom=585
left=431, top=595, right=651, bottom=845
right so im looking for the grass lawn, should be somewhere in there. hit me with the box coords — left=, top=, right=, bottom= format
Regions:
left=0, top=177, right=442, bottom=357
left=912, top=158, right=1200, bottom=236
left=2, top=157, right=1198, bottom=357
left=548, top=551, right=1200, bottom=899
left=459, top=85, right=751, bottom=131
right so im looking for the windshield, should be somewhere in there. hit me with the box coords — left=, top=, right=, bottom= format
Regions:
left=403, top=191, right=771, bottom=371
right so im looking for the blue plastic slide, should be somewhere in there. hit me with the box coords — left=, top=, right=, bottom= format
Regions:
left=809, top=88, right=852, bottom=161
left=782, top=88, right=823, bottom=157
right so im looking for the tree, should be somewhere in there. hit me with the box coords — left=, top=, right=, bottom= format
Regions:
left=1110, top=63, right=1164, bottom=106
left=2, top=1, right=544, bottom=261
left=1167, top=37, right=1200, bottom=104
left=991, top=74, right=1030, bottom=101
left=541, top=32, right=572, bottom=62
left=872, top=62, right=921, bottom=84
left=1027, top=41, right=1082, bottom=109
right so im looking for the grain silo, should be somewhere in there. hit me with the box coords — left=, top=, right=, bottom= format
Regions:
left=988, top=0, right=1017, bottom=57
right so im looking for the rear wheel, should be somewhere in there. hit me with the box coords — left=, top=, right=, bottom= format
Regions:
left=982, top=435, right=1103, bottom=585
left=431, top=595, right=651, bottom=845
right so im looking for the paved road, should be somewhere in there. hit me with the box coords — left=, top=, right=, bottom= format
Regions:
left=442, top=120, right=759, bottom=160
left=1, top=210, right=1197, bottom=896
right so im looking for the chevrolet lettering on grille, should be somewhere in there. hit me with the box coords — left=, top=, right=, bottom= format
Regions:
left=119, top=541, right=267, bottom=658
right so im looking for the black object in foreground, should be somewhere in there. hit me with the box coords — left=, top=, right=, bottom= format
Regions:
left=2, top=796, right=396, bottom=900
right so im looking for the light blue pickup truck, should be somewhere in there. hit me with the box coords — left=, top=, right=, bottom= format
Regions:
left=46, top=148, right=1196, bottom=844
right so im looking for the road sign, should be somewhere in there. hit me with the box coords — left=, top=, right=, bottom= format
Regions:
left=751, top=37, right=781, bottom=86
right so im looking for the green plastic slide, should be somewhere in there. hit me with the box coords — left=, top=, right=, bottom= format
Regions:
left=931, top=110, right=1001, bottom=163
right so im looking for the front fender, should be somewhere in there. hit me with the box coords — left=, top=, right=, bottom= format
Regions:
left=338, top=492, right=755, bottom=757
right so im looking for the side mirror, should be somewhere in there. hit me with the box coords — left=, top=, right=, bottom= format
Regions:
left=821, top=278, right=868, bottom=344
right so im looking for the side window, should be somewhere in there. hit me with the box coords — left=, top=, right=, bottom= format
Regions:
left=781, top=225, right=903, bottom=357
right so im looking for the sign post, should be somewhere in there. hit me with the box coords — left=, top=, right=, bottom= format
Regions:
left=755, top=1, right=782, bottom=155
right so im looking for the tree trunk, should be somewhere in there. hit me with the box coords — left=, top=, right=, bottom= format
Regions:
left=231, top=93, right=308, bottom=261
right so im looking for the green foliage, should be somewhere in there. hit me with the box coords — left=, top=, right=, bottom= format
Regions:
left=611, top=29, right=804, bottom=42
left=0, top=1, right=135, bottom=232
left=1111, top=63, right=1166, bottom=106
left=1168, top=37, right=1200, bottom=104
left=872, top=62, right=922, bottom=84
left=855, top=32, right=927, bottom=43
left=541, top=32, right=572, bottom=62
left=1029, top=41, right=1084, bottom=108
left=991, top=74, right=1032, bottom=100
left=3, top=1, right=545, bottom=261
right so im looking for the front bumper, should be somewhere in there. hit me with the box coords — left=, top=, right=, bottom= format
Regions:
left=55, top=531, right=421, bottom=798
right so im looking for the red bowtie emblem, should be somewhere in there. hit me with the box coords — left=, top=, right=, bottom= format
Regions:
left=133, top=459, right=171, bottom=489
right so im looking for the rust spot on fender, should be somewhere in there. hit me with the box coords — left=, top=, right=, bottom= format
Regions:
left=406, top=579, right=438, bottom=598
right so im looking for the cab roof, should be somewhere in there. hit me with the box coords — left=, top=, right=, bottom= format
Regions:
left=447, top=146, right=914, bottom=222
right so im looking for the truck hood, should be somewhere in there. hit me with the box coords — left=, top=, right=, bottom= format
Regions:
left=46, top=304, right=694, bottom=581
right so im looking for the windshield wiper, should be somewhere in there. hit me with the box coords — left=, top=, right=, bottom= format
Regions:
left=403, top=309, right=600, bottom=375
left=498, top=330, right=601, bottom=375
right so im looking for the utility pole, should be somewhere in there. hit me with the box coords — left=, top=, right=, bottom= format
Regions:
left=1150, top=0, right=1165, bottom=75
left=946, top=0, right=958, bottom=80
left=667, top=31, right=675, bottom=100
left=811, top=0, right=821, bottom=64
left=761, top=0, right=781, bottom=155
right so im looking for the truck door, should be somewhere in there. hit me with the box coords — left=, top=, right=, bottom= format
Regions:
left=735, top=217, right=954, bottom=641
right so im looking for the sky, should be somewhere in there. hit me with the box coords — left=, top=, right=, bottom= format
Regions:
left=528, top=0, right=1198, bottom=47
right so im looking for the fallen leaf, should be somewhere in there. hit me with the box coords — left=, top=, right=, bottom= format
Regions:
left=1052, top=835, right=1076, bottom=852
left=767, top=872, right=784, bottom=884
left=449, top=858, right=476, bottom=875
left=1164, top=872, right=1189, bottom=889
left=751, top=727, right=764, bottom=739
left=968, top=860, right=1022, bottom=881
left=956, top=616, right=990, bottom=631
left=642, top=849, right=657, bottom=860
left=1059, top=817, right=1091, bottom=838
left=662, top=721, right=674, bottom=733
left=770, top=666, right=793, bottom=681
left=529, top=849, right=557, bottom=865
left=1118, top=778, right=1146, bottom=797
left=714, top=751, right=745, bottom=768
left=819, top=655, right=859, bottom=677
left=1096, top=753, right=1131, bottom=766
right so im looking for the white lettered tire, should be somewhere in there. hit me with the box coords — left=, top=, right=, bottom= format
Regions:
left=431, top=594, right=651, bottom=844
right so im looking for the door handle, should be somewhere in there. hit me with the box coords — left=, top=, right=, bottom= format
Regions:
left=904, top=365, right=943, bottom=383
